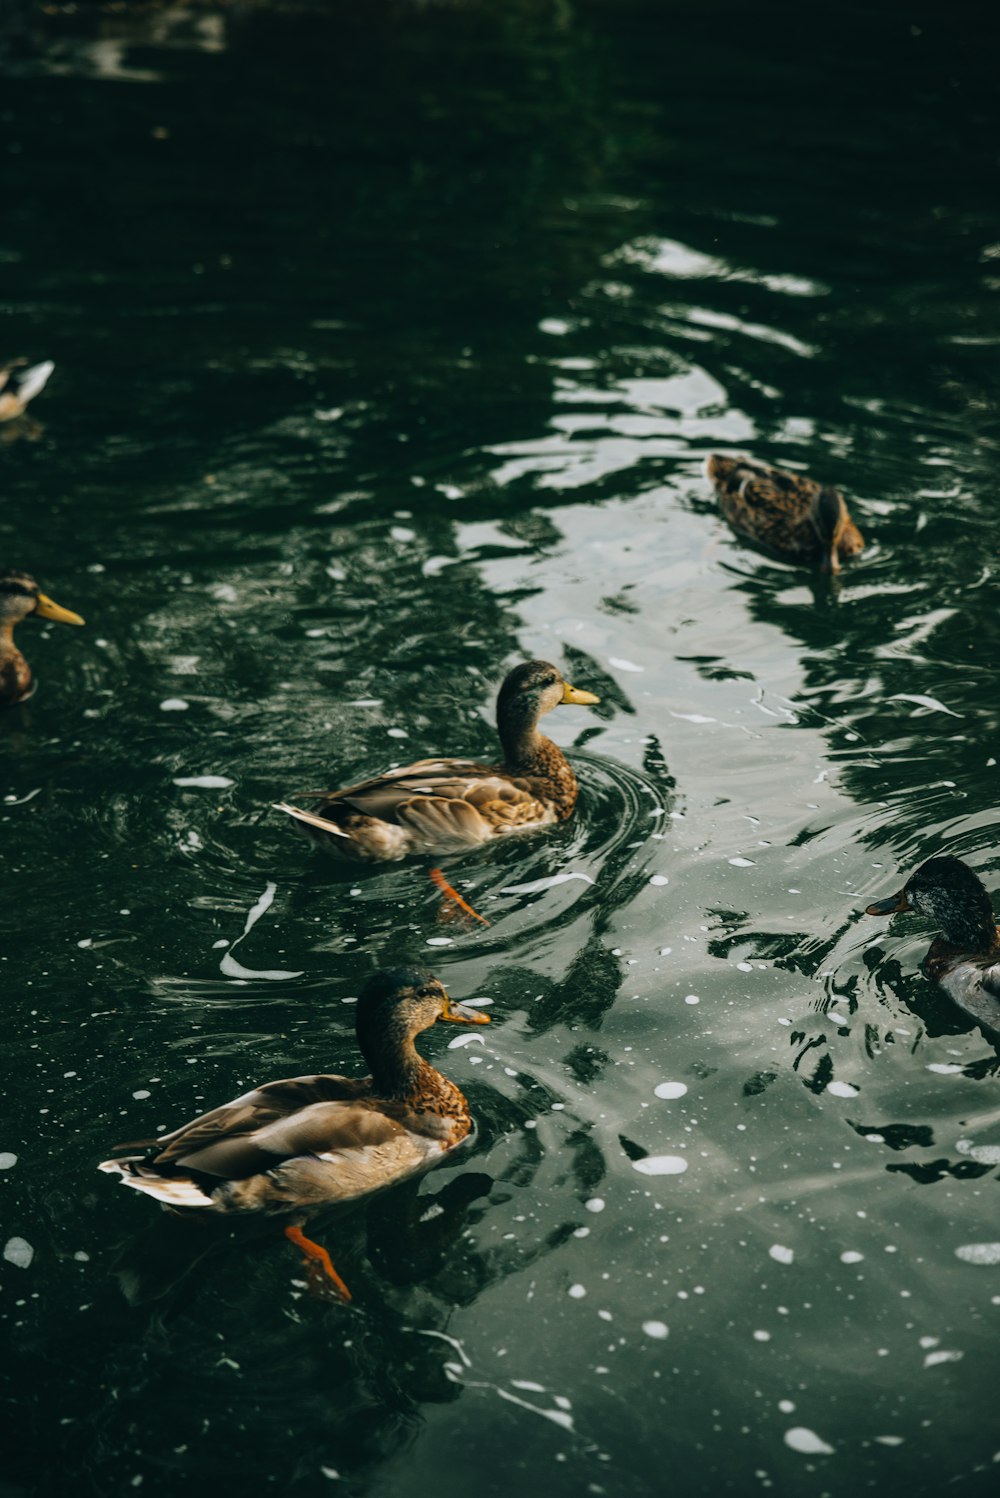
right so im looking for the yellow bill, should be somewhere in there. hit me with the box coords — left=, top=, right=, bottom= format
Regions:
left=441, top=997, right=491, bottom=1026
left=561, top=682, right=600, bottom=706
left=35, top=592, right=85, bottom=626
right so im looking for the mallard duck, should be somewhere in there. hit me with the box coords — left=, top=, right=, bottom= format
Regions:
left=275, top=659, right=600, bottom=923
left=0, top=360, right=54, bottom=422
left=866, top=856, right=1000, bottom=1034
left=99, top=968, right=490, bottom=1301
left=704, top=454, right=864, bottom=573
left=0, top=570, right=85, bottom=707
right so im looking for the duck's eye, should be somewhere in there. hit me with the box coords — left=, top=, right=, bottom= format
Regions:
left=416, top=985, right=432, bottom=998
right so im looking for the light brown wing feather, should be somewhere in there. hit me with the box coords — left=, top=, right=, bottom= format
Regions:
left=138, top=1074, right=366, bottom=1167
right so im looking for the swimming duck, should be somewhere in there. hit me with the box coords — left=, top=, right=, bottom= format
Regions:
left=0, top=360, right=54, bottom=422
left=0, top=570, right=85, bottom=707
left=275, top=659, right=600, bottom=922
left=100, top=968, right=490, bottom=1301
left=704, top=454, right=864, bottom=573
left=866, top=855, right=1000, bottom=1034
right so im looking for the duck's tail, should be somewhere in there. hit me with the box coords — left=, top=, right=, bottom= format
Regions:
left=99, top=1156, right=217, bottom=1208
left=8, top=360, right=54, bottom=407
left=272, top=801, right=350, bottom=837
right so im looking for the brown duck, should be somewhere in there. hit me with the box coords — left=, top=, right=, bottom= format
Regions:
left=866, top=855, right=1000, bottom=1035
left=274, top=659, right=600, bottom=923
left=0, top=570, right=85, bottom=706
left=99, top=969, right=491, bottom=1300
left=704, top=454, right=864, bottom=573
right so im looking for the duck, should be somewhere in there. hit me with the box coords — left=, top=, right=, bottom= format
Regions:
left=274, top=659, right=600, bottom=923
left=0, top=360, right=54, bottom=422
left=866, top=855, right=1000, bottom=1035
left=99, top=968, right=491, bottom=1301
left=0, top=570, right=85, bottom=707
left=704, top=453, right=864, bottom=573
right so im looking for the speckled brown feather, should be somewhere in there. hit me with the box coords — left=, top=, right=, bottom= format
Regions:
left=705, top=454, right=864, bottom=565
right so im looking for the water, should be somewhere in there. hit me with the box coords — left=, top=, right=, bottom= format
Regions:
left=3, top=2, right=1000, bottom=1494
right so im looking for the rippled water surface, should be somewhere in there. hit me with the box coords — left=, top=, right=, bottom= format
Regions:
left=3, top=3, right=1000, bottom=1494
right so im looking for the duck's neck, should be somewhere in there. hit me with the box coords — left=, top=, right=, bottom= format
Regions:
left=938, top=907, right=999, bottom=955
left=498, top=714, right=549, bottom=771
left=0, top=621, right=31, bottom=707
left=366, top=1032, right=427, bottom=1098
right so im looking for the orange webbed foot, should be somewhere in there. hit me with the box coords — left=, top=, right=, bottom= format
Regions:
left=428, top=866, right=490, bottom=927
left=284, top=1223, right=352, bottom=1302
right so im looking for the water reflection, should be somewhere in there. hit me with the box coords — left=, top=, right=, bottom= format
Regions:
left=6, top=1, right=1000, bottom=1496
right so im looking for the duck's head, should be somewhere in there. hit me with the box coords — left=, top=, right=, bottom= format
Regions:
left=0, top=570, right=84, bottom=630
left=809, top=487, right=849, bottom=574
left=866, top=855, right=997, bottom=952
left=355, top=968, right=489, bottom=1073
left=496, top=659, right=600, bottom=737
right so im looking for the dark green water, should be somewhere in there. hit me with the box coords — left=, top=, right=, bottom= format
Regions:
left=3, top=2, right=1000, bottom=1494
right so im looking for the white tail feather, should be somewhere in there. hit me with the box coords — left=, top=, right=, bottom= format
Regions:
left=99, top=1159, right=216, bottom=1208
left=15, top=361, right=54, bottom=406
left=273, top=801, right=349, bottom=837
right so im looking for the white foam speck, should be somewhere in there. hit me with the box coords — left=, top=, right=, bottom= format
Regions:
left=927, top=1063, right=963, bottom=1075
left=511, top=1379, right=546, bottom=1393
left=425, top=937, right=454, bottom=947
left=840, top=1251, right=864, bottom=1264
left=729, top=857, right=755, bottom=868
left=874, top=1436, right=905, bottom=1447
left=567, top=1283, right=587, bottom=1299
left=501, top=872, right=594, bottom=894
left=649, top=874, right=669, bottom=887
left=0, top=1154, right=17, bottom=1170
left=924, top=1350, right=963, bottom=1369
left=888, top=692, right=962, bottom=718
left=211, top=939, right=228, bottom=949
left=609, top=657, right=644, bottom=673
left=159, top=698, right=189, bottom=712
left=390, top=526, right=416, bottom=542
left=642, top=1320, right=669, bottom=1339
left=737, top=961, right=753, bottom=972
left=784, top=1427, right=834, bottom=1456
left=954, top=1242, right=1000, bottom=1266
left=4, top=1237, right=34, bottom=1269
left=173, top=776, right=234, bottom=789
left=684, top=994, right=700, bottom=1006
left=573, top=1226, right=590, bottom=1238
left=132, top=1090, right=151, bottom=1100
left=447, top=1034, right=487, bottom=1050
left=219, top=882, right=304, bottom=981
left=633, top=1155, right=688, bottom=1176
left=955, top=1140, right=1000, bottom=1165
left=320, top=1466, right=340, bottom=1480
left=387, top=727, right=409, bottom=739
left=658, top=946, right=672, bottom=956
left=753, top=1330, right=771, bottom=1342
left=778, top=1400, right=795, bottom=1414
left=769, top=1244, right=794, bottom=1265
left=654, top=1081, right=688, bottom=1100
left=585, top=1197, right=606, bottom=1213
left=827, top=1081, right=859, bottom=1098
left=77, top=938, right=92, bottom=949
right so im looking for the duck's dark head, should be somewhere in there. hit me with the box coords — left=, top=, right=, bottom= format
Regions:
left=355, top=968, right=489, bottom=1083
left=809, top=487, right=848, bottom=574
left=0, top=570, right=84, bottom=630
left=866, top=855, right=997, bottom=952
left=495, top=659, right=599, bottom=757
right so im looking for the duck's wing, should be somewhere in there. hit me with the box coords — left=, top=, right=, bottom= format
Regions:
left=299, top=758, right=555, bottom=849
left=164, top=1097, right=412, bottom=1182
left=112, top=1073, right=367, bottom=1169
